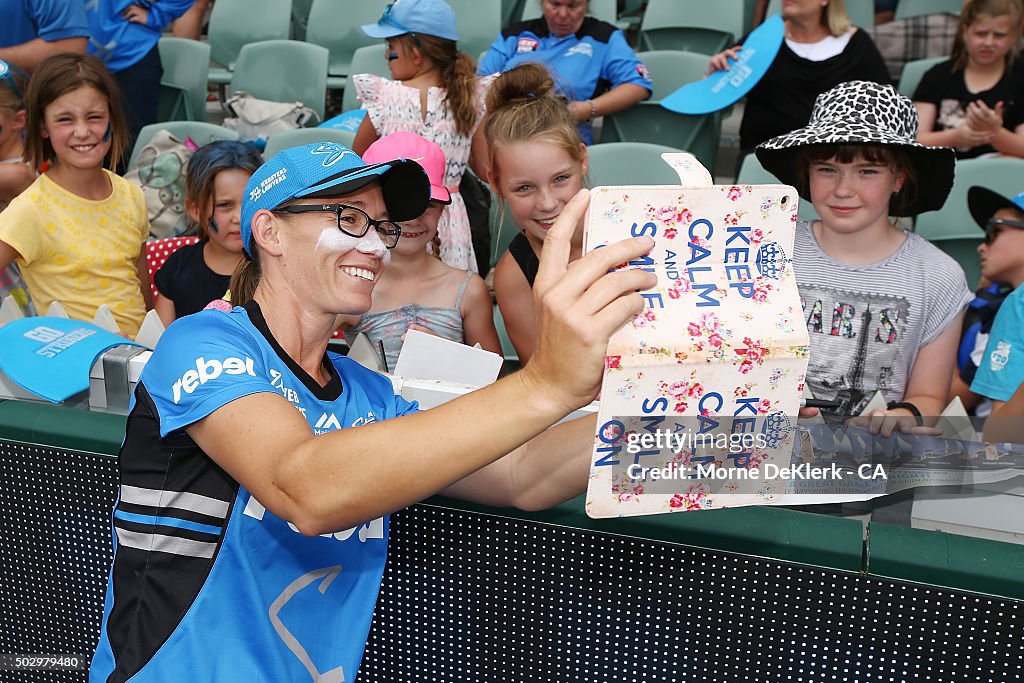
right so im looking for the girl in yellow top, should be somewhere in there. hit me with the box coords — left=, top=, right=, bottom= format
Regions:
left=0, top=53, right=151, bottom=339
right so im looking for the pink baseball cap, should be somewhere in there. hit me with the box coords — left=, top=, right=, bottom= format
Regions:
left=362, top=131, right=451, bottom=205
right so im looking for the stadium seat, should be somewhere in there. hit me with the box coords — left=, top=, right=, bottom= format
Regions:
left=493, top=303, right=520, bottom=368
left=129, top=122, right=239, bottom=169
left=207, top=0, right=293, bottom=85
left=488, top=193, right=519, bottom=270
left=766, top=0, right=875, bottom=28
left=600, top=50, right=722, bottom=170
left=502, top=0, right=522, bottom=25
left=263, top=128, right=358, bottom=159
left=157, top=37, right=210, bottom=123
left=639, top=0, right=745, bottom=55
left=291, top=0, right=314, bottom=41
left=735, top=153, right=819, bottom=222
left=897, top=56, right=947, bottom=98
left=741, top=0, right=758, bottom=35
left=586, top=142, right=688, bottom=187
left=305, top=0, right=388, bottom=91
left=895, top=0, right=964, bottom=21
left=915, top=157, right=1024, bottom=288
left=229, top=40, right=329, bottom=121
left=601, top=106, right=722, bottom=172
left=633, top=49, right=708, bottom=100
left=447, top=0, right=503, bottom=65
left=341, top=45, right=393, bottom=114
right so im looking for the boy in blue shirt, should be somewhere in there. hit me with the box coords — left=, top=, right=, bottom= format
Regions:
left=967, top=188, right=1024, bottom=439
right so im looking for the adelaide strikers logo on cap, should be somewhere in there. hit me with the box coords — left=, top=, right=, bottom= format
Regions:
left=240, top=142, right=431, bottom=255
left=310, top=143, right=359, bottom=167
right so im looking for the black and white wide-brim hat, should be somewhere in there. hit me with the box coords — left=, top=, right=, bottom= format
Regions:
left=755, top=80, right=955, bottom=216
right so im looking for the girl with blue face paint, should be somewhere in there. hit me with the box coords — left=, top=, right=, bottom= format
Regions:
left=153, top=140, right=263, bottom=325
left=0, top=52, right=152, bottom=339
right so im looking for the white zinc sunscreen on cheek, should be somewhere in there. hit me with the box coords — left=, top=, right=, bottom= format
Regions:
left=315, top=227, right=391, bottom=267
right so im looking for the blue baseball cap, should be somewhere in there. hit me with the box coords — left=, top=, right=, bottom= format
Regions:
left=240, top=142, right=430, bottom=255
left=361, top=0, right=459, bottom=42
left=968, top=186, right=1024, bottom=231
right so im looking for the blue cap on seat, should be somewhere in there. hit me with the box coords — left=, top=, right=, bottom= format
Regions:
left=361, top=0, right=459, bottom=42
left=240, top=142, right=429, bottom=255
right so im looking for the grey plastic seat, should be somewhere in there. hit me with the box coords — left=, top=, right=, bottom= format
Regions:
left=601, top=50, right=723, bottom=171
left=586, top=142, right=687, bottom=187
left=488, top=193, right=519, bottom=270
left=915, top=157, right=1024, bottom=288
left=229, top=40, right=329, bottom=121
left=639, top=0, right=745, bottom=55
left=157, top=37, right=210, bottom=122
left=447, top=0, right=503, bottom=65
left=263, top=128, right=357, bottom=159
left=897, top=56, right=947, bottom=98
left=207, top=0, right=293, bottom=85
left=128, top=122, right=240, bottom=169
left=291, top=0, right=314, bottom=41
left=341, top=45, right=392, bottom=113
left=305, top=0, right=389, bottom=91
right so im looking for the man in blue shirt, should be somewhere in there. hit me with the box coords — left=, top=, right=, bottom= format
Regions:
left=478, top=0, right=651, bottom=144
left=86, top=0, right=193, bottom=157
left=0, top=0, right=88, bottom=71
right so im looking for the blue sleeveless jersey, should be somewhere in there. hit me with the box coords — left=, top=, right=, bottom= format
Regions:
left=90, top=302, right=417, bottom=682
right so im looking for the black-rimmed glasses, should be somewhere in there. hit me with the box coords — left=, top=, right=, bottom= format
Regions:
left=276, top=203, right=403, bottom=248
left=984, top=217, right=1024, bottom=245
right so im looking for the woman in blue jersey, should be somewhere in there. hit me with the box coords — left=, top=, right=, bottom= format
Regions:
left=88, top=140, right=656, bottom=682
left=478, top=0, right=652, bottom=144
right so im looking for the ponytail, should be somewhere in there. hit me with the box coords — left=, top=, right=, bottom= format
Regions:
left=229, top=248, right=262, bottom=306
left=430, top=231, right=443, bottom=260
left=395, top=33, right=479, bottom=135
left=442, top=50, right=480, bottom=136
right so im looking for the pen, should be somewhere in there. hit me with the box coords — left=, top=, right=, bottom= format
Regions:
left=801, top=398, right=841, bottom=410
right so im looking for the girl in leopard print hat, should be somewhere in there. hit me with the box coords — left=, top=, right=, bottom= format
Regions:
left=755, top=80, right=972, bottom=435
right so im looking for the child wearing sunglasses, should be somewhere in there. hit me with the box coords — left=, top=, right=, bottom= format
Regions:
left=965, top=188, right=1024, bottom=430
left=950, top=187, right=1024, bottom=418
